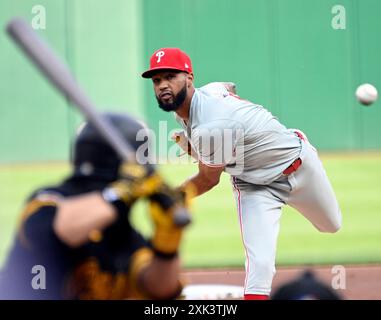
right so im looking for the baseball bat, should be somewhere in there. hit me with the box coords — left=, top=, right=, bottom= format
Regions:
left=6, top=17, right=135, bottom=163
left=6, top=17, right=191, bottom=227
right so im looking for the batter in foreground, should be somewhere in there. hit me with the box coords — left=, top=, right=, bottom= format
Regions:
left=142, top=48, right=342, bottom=300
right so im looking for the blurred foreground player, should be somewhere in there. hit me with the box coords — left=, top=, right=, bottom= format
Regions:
left=0, top=112, right=190, bottom=300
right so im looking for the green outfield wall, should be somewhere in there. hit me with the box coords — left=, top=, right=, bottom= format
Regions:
left=1, top=0, right=380, bottom=162
left=0, top=0, right=143, bottom=162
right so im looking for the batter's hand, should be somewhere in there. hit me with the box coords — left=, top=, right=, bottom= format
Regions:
left=101, top=163, right=163, bottom=214
left=148, top=202, right=183, bottom=257
left=148, top=179, right=196, bottom=256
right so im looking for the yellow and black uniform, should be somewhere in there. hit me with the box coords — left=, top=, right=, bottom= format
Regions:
left=0, top=112, right=189, bottom=300
left=0, top=175, right=149, bottom=300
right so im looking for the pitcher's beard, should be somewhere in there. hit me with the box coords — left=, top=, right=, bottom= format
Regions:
left=156, top=85, right=187, bottom=112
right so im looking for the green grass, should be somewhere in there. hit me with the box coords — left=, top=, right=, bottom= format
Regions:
left=1, top=153, right=381, bottom=268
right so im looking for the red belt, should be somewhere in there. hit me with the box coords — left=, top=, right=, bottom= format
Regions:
left=283, top=158, right=302, bottom=175
left=282, top=131, right=305, bottom=175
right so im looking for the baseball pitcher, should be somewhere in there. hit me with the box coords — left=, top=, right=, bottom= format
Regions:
left=142, top=48, right=342, bottom=300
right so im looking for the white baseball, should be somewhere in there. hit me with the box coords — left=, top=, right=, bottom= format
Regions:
left=355, top=83, right=378, bottom=106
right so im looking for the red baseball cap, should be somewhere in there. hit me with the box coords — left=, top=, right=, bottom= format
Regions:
left=142, top=48, right=193, bottom=78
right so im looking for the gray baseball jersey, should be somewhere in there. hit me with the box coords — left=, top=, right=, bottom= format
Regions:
left=175, top=82, right=341, bottom=297
left=175, top=82, right=302, bottom=185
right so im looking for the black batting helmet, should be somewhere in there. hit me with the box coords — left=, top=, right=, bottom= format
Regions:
left=72, top=112, right=153, bottom=181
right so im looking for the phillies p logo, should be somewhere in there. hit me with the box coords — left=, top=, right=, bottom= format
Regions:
left=156, top=51, right=165, bottom=63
